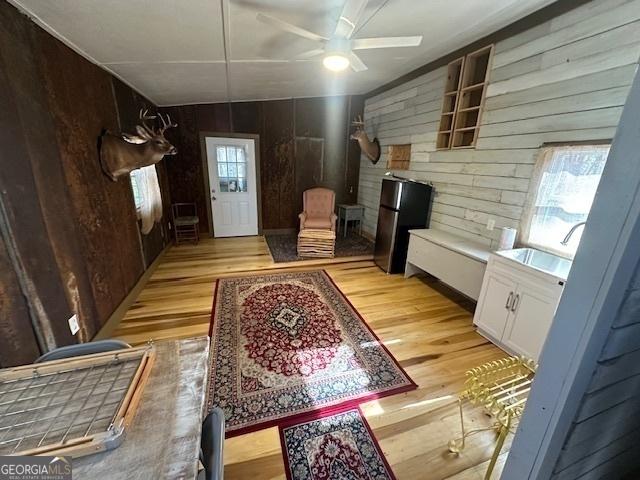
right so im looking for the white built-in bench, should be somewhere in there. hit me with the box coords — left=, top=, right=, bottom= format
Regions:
left=405, top=229, right=491, bottom=301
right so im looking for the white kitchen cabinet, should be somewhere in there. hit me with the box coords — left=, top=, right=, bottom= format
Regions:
left=475, top=272, right=517, bottom=341
left=474, top=253, right=566, bottom=361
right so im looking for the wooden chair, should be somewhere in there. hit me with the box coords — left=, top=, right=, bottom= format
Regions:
left=172, top=203, right=200, bottom=245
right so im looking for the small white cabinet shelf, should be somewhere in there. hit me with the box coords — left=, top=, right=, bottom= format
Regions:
left=473, top=253, right=565, bottom=361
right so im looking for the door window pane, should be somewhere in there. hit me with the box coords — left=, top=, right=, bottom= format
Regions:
left=216, top=145, right=248, bottom=194
left=525, top=145, right=609, bottom=257
left=216, top=146, right=227, bottom=164
left=227, top=147, right=237, bottom=163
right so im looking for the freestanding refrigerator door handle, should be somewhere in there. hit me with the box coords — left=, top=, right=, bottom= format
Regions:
left=374, top=205, right=400, bottom=274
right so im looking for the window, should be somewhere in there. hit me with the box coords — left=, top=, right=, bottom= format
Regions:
left=523, top=145, right=610, bottom=257
left=130, top=170, right=144, bottom=214
left=129, top=165, right=163, bottom=234
left=216, top=145, right=247, bottom=192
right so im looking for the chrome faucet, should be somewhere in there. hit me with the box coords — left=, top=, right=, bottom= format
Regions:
left=561, top=221, right=586, bottom=246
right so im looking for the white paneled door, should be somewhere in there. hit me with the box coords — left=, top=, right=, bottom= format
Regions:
left=205, top=137, right=258, bottom=237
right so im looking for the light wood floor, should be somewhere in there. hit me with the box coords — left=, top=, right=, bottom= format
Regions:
left=113, top=236, right=510, bottom=479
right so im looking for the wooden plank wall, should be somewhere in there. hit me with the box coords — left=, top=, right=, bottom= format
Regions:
left=358, top=0, right=640, bottom=248
left=550, top=258, right=640, bottom=479
left=0, top=2, right=169, bottom=366
left=163, top=96, right=364, bottom=232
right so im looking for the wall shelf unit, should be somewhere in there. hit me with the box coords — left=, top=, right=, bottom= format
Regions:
left=437, top=57, right=464, bottom=150
left=437, top=45, right=493, bottom=150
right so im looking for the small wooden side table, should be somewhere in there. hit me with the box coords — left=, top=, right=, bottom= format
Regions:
left=337, top=204, right=365, bottom=238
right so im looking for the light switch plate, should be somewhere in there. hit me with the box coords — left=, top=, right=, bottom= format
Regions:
left=486, top=218, right=496, bottom=231
left=68, top=314, right=80, bottom=335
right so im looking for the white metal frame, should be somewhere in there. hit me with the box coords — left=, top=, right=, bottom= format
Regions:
left=503, top=68, right=640, bottom=478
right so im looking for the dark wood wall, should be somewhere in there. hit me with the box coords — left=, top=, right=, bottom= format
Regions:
left=112, top=78, right=172, bottom=265
left=163, top=95, right=364, bottom=232
left=0, top=1, right=170, bottom=366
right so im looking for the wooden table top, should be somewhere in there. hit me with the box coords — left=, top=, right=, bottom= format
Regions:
left=74, top=337, right=209, bottom=479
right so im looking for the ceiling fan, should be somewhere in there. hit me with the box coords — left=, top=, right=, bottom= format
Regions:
left=256, top=0, right=423, bottom=73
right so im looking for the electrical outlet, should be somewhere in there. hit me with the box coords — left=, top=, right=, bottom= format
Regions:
left=486, top=218, right=496, bottom=231
left=68, top=314, right=80, bottom=335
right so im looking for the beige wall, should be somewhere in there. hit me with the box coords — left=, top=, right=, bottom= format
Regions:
left=357, top=0, right=640, bottom=249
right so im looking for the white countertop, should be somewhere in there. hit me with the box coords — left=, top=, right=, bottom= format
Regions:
left=409, top=229, right=491, bottom=263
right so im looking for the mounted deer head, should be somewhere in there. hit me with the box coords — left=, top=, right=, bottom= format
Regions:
left=350, top=115, right=380, bottom=164
left=100, top=109, right=178, bottom=181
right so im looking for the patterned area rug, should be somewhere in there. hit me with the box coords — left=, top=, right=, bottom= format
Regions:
left=280, top=407, right=396, bottom=480
left=207, top=270, right=415, bottom=436
left=265, top=232, right=374, bottom=263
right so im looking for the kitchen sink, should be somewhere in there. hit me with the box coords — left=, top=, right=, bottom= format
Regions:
left=496, top=248, right=572, bottom=280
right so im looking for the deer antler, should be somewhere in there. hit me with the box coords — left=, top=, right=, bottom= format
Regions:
left=350, top=114, right=380, bottom=164
left=158, top=113, right=177, bottom=133
left=351, top=115, right=365, bottom=128
left=137, top=108, right=157, bottom=138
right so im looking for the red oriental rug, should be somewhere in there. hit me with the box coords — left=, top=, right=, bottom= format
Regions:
left=207, top=270, right=416, bottom=436
left=279, top=407, right=396, bottom=480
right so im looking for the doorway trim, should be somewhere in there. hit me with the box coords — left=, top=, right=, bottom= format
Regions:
left=199, top=132, right=262, bottom=236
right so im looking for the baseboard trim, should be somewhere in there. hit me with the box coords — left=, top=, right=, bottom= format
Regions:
left=94, top=243, right=171, bottom=341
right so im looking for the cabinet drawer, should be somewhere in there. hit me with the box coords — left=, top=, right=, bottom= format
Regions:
left=407, top=236, right=486, bottom=300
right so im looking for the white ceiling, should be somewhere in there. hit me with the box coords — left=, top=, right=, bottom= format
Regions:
left=11, top=0, right=556, bottom=106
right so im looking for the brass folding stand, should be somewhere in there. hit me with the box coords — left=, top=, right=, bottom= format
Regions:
left=448, top=356, right=537, bottom=479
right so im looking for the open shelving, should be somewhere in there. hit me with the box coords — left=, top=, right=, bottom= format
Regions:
left=436, top=57, right=464, bottom=150
left=437, top=45, right=494, bottom=150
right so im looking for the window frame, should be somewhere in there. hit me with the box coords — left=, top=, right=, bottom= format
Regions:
left=521, top=143, right=611, bottom=259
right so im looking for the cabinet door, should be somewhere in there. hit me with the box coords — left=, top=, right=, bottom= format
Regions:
left=502, top=284, right=561, bottom=361
left=473, top=273, right=517, bottom=341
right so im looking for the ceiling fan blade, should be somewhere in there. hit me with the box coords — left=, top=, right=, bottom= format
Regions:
left=352, top=36, right=423, bottom=50
left=294, top=49, right=325, bottom=60
left=349, top=52, right=368, bottom=72
left=256, top=13, right=328, bottom=43
left=334, top=0, right=368, bottom=39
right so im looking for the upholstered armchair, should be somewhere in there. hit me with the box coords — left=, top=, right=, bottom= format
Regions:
left=299, top=187, right=337, bottom=232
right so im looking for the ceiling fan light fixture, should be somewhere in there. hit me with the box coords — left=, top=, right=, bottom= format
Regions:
left=323, top=54, right=350, bottom=72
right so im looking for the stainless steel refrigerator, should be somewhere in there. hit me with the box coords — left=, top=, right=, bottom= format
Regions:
left=374, top=177, right=433, bottom=273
